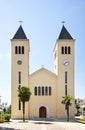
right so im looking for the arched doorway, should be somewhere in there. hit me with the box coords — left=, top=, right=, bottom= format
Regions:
left=39, top=106, right=47, bottom=118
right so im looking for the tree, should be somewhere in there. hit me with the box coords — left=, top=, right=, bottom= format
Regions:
left=75, top=99, right=80, bottom=116
left=18, top=86, right=31, bottom=121
left=61, top=95, right=73, bottom=121
left=6, top=105, right=11, bottom=114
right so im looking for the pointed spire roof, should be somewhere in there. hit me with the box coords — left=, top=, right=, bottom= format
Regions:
left=12, top=25, right=27, bottom=39
left=58, top=25, right=73, bottom=40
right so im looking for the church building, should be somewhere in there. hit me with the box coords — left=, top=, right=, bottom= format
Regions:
left=11, top=24, right=75, bottom=119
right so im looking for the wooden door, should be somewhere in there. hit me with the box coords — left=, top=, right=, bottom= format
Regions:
left=39, top=106, right=46, bottom=118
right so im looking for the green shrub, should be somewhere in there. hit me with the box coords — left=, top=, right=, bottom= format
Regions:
left=4, top=114, right=11, bottom=122
left=0, top=113, right=5, bottom=123
left=0, top=118, right=4, bottom=123
left=80, top=117, right=85, bottom=121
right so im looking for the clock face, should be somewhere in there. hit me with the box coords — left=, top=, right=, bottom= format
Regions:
left=63, top=59, right=69, bottom=66
left=17, top=60, right=22, bottom=65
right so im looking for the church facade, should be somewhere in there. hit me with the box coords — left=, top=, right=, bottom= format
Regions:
left=11, top=25, right=75, bottom=119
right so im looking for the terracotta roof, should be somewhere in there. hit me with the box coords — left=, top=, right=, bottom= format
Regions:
left=12, top=25, right=27, bottom=39
left=58, top=25, right=73, bottom=40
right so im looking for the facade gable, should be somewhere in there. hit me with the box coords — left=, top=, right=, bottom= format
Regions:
left=30, top=67, right=57, bottom=78
left=29, top=67, right=57, bottom=93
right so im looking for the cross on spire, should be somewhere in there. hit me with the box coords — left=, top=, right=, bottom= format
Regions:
left=62, top=21, right=65, bottom=25
left=19, top=21, right=23, bottom=26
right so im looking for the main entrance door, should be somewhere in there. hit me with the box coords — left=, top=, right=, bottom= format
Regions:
left=39, top=106, right=47, bottom=118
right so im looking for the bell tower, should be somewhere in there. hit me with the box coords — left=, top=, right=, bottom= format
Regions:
left=11, top=25, right=30, bottom=119
left=54, top=25, right=75, bottom=117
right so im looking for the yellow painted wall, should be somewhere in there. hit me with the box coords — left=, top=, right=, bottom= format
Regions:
left=11, top=39, right=30, bottom=119
left=29, top=68, right=58, bottom=118
left=54, top=39, right=75, bottom=117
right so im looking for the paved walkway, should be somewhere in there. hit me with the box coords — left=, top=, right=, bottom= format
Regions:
left=0, top=120, right=85, bottom=130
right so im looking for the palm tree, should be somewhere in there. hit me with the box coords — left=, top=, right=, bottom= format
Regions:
left=18, top=86, right=31, bottom=121
left=75, top=99, right=80, bottom=116
left=61, top=95, right=73, bottom=121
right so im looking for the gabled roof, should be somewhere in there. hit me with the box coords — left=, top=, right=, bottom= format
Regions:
left=12, top=25, right=27, bottom=39
left=30, top=67, right=57, bottom=78
left=58, top=25, right=73, bottom=40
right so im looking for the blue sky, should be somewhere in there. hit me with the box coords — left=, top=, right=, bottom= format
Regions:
left=0, top=0, right=85, bottom=105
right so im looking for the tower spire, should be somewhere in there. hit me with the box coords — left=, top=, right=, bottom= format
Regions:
left=58, top=23, right=73, bottom=40
left=12, top=24, right=27, bottom=39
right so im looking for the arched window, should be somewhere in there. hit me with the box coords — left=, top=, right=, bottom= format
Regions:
left=18, top=72, right=21, bottom=84
left=22, top=46, right=24, bottom=54
left=65, top=71, right=67, bottom=83
left=45, top=87, right=48, bottom=95
left=49, top=87, right=51, bottom=95
left=42, top=87, right=44, bottom=95
left=19, top=46, right=21, bottom=54
left=65, top=85, right=67, bottom=95
left=15, top=46, right=17, bottom=54
left=65, top=46, right=67, bottom=54
left=34, top=87, right=37, bottom=95
left=61, top=46, right=64, bottom=54
left=68, top=46, right=71, bottom=54
left=38, top=87, right=41, bottom=95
